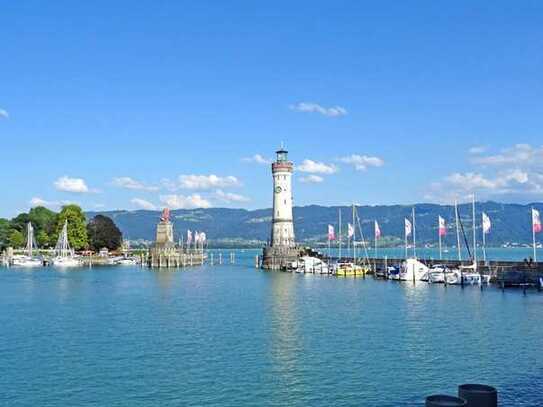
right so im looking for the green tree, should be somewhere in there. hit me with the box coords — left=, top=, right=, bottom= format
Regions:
left=0, top=219, right=11, bottom=250
left=28, top=206, right=57, bottom=246
left=10, top=213, right=30, bottom=233
left=36, top=230, right=50, bottom=247
left=55, top=205, right=88, bottom=250
left=87, top=215, right=123, bottom=251
left=8, top=229, right=25, bottom=248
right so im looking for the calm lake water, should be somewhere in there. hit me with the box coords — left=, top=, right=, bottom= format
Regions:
left=1, top=249, right=542, bottom=406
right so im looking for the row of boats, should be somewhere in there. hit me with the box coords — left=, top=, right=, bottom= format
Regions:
left=290, top=256, right=491, bottom=285
left=8, top=221, right=139, bottom=268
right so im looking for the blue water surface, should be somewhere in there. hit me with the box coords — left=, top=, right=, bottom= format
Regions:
left=1, top=249, right=541, bottom=406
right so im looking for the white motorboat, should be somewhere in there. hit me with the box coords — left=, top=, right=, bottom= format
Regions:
left=52, top=220, right=82, bottom=267
left=427, top=265, right=456, bottom=283
left=399, top=258, right=429, bottom=281
left=115, top=257, right=138, bottom=266
left=445, top=264, right=490, bottom=285
left=11, top=223, right=43, bottom=267
left=295, top=256, right=330, bottom=274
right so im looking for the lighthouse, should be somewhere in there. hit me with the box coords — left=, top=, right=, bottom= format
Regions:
left=262, top=146, right=301, bottom=269
left=271, top=147, right=295, bottom=247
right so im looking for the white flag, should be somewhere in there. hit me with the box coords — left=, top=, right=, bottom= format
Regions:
left=405, top=218, right=412, bottom=237
left=187, top=230, right=192, bottom=245
left=347, top=223, right=354, bottom=238
left=482, top=212, right=491, bottom=234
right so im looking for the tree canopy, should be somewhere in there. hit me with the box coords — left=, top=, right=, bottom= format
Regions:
left=87, top=215, right=122, bottom=251
left=55, top=205, right=88, bottom=250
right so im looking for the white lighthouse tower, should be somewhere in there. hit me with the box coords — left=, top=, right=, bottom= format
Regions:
left=262, top=146, right=300, bottom=269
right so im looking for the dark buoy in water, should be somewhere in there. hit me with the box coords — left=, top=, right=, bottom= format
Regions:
left=426, top=395, right=467, bottom=406
left=458, top=384, right=497, bottom=407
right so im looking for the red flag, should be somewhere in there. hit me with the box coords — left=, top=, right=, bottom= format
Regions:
left=438, top=216, right=446, bottom=237
left=533, top=209, right=542, bottom=233
left=327, top=225, right=335, bottom=241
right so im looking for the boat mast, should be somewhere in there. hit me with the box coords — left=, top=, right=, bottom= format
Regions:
left=26, top=222, right=33, bottom=257
left=412, top=206, right=416, bottom=258
left=338, top=208, right=342, bottom=260
left=472, top=194, right=477, bottom=269
left=352, top=204, right=356, bottom=263
left=455, top=200, right=462, bottom=261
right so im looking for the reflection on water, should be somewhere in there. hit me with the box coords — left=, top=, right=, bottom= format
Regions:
left=0, top=260, right=542, bottom=406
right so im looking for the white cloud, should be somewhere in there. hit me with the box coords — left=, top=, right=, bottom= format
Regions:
left=427, top=169, right=540, bottom=202
left=112, top=177, right=159, bottom=191
left=159, top=194, right=211, bottom=209
left=131, top=198, right=157, bottom=210
left=242, top=154, right=271, bottom=165
left=298, top=159, right=337, bottom=174
left=0, top=109, right=8, bottom=119
left=54, top=176, right=91, bottom=193
left=299, top=175, right=324, bottom=183
left=176, top=174, right=241, bottom=190
left=289, top=102, right=348, bottom=117
left=339, top=154, right=384, bottom=171
left=468, top=146, right=487, bottom=154
left=471, top=144, right=543, bottom=166
left=215, top=189, right=250, bottom=203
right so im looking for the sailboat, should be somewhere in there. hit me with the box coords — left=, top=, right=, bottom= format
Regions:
left=12, top=222, right=43, bottom=267
left=445, top=197, right=490, bottom=285
left=52, top=220, right=82, bottom=267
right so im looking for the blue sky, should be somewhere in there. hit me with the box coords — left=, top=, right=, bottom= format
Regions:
left=1, top=1, right=543, bottom=217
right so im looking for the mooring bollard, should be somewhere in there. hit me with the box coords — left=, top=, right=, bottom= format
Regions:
left=458, top=384, right=497, bottom=407
left=426, top=395, right=466, bottom=407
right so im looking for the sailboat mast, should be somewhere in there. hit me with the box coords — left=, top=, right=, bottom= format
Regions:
left=26, top=223, right=33, bottom=257
left=412, top=206, right=416, bottom=258
left=338, top=208, right=342, bottom=260
left=352, top=204, right=356, bottom=262
left=455, top=200, right=462, bottom=261
left=472, top=194, right=477, bottom=268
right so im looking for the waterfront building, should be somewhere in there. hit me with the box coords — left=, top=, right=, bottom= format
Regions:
left=147, top=208, right=205, bottom=268
left=262, top=147, right=302, bottom=269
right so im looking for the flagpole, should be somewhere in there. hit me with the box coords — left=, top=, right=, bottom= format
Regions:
left=533, top=207, right=537, bottom=262
left=439, top=224, right=442, bottom=260
left=482, top=220, right=487, bottom=263
left=404, top=222, right=408, bottom=259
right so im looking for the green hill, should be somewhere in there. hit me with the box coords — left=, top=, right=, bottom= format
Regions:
left=86, top=201, right=543, bottom=247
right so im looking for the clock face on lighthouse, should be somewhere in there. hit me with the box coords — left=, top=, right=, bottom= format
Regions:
left=275, top=186, right=282, bottom=193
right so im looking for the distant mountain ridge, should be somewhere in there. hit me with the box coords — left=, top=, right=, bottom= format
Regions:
left=86, top=202, right=543, bottom=247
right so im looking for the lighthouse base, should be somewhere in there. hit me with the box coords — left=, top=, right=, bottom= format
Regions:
left=262, top=246, right=302, bottom=270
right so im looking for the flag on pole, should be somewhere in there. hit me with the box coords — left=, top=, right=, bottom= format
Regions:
left=187, top=230, right=193, bottom=245
left=482, top=212, right=491, bottom=234
left=374, top=221, right=381, bottom=240
left=533, top=208, right=542, bottom=233
left=347, top=223, right=354, bottom=238
left=438, top=216, right=446, bottom=237
left=327, top=225, right=335, bottom=241
left=405, top=218, right=412, bottom=237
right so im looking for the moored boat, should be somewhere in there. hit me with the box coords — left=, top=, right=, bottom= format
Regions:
left=11, top=223, right=43, bottom=268
left=52, top=220, right=82, bottom=267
